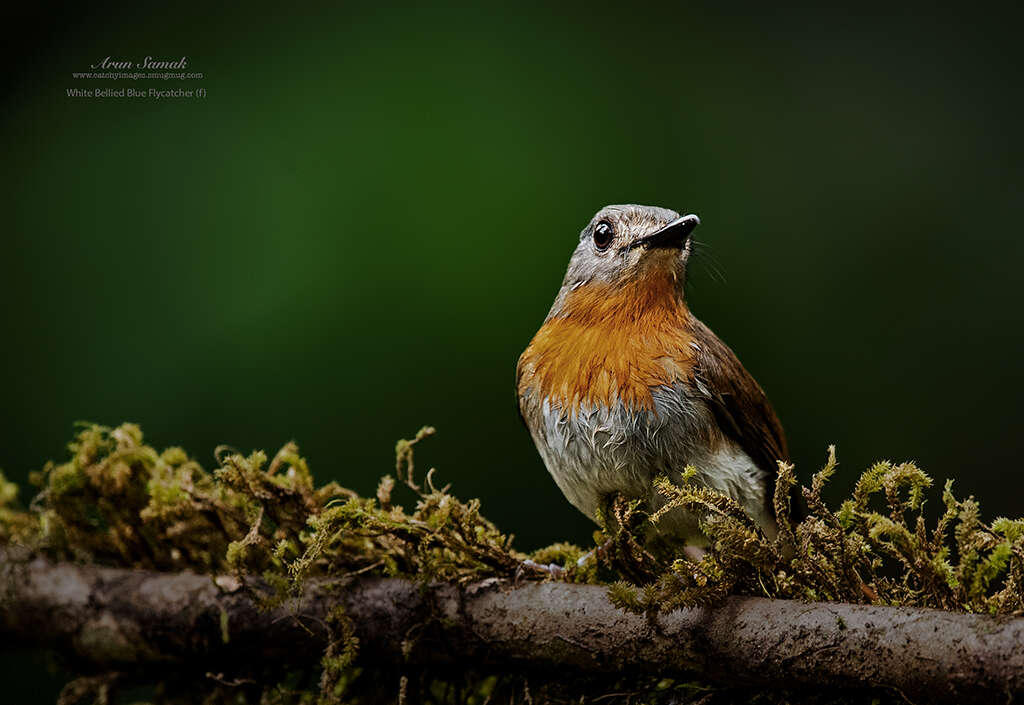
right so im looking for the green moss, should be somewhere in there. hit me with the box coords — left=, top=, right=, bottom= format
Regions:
left=319, top=606, right=360, bottom=703
left=3, top=423, right=1023, bottom=704
left=0, top=470, right=19, bottom=506
left=0, top=469, right=36, bottom=544
left=49, top=462, right=87, bottom=497
left=600, top=448, right=1024, bottom=616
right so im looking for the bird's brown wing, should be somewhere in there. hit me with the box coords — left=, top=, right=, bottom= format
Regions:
left=689, top=317, right=789, bottom=475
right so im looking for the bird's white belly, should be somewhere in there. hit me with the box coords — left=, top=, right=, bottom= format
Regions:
left=529, top=384, right=774, bottom=543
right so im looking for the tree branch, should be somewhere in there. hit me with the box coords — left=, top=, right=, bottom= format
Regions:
left=2, top=553, right=1022, bottom=702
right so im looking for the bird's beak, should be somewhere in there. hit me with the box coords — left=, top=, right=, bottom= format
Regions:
left=628, top=214, right=700, bottom=251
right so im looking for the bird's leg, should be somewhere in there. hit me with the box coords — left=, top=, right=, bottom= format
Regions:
left=576, top=537, right=615, bottom=568
left=520, top=537, right=615, bottom=578
left=519, top=559, right=566, bottom=578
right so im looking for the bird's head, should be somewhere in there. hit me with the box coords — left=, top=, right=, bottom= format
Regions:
left=551, top=205, right=700, bottom=314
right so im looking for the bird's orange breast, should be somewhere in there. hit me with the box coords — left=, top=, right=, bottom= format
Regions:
left=517, top=273, right=696, bottom=412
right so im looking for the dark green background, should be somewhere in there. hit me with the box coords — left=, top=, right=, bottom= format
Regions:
left=2, top=2, right=1023, bottom=698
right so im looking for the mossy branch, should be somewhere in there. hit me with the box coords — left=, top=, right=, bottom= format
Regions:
left=2, top=551, right=1024, bottom=705
left=2, top=423, right=1024, bottom=704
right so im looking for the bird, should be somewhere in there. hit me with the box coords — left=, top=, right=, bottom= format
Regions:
left=516, top=204, right=789, bottom=549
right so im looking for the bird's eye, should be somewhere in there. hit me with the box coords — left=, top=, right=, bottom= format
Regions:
left=593, top=221, right=614, bottom=250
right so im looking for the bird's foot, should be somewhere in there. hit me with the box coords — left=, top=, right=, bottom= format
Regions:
left=520, top=559, right=567, bottom=578
left=520, top=538, right=615, bottom=579
left=581, top=537, right=614, bottom=567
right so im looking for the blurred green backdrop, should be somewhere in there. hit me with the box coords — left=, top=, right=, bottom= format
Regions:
left=3, top=0, right=1024, bottom=589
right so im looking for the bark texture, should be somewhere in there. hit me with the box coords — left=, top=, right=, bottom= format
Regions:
left=2, top=554, right=1023, bottom=702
